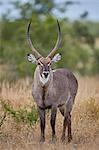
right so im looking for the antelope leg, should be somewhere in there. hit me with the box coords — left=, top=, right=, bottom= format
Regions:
left=50, top=106, right=57, bottom=142
left=38, top=107, right=45, bottom=142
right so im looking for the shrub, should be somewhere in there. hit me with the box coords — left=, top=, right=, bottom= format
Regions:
left=0, top=98, right=38, bottom=126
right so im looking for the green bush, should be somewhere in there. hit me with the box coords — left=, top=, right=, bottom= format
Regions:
left=0, top=99, right=38, bottom=126
left=0, top=16, right=99, bottom=81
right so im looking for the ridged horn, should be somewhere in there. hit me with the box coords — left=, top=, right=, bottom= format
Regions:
left=47, top=20, right=61, bottom=59
left=26, top=20, right=42, bottom=59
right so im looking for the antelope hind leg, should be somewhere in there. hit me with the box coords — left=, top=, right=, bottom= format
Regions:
left=59, top=105, right=67, bottom=142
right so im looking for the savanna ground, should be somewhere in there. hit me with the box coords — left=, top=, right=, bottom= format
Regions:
left=0, top=76, right=99, bottom=150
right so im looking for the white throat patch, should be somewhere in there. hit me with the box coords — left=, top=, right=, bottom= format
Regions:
left=39, top=74, right=50, bottom=85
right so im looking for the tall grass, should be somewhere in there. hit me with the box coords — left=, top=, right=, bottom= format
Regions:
left=0, top=76, right=99, bottom=150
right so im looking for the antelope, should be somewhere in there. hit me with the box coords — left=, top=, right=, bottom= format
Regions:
left=26, top=20, right=78, bottom=143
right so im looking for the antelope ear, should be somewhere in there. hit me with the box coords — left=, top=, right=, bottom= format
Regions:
left=27, top=53, right=37, bottom=64
left=51, top=53, right=61, bottom=63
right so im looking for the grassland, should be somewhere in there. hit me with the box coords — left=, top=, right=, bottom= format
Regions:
left=0, top=76, right=99, bottom=150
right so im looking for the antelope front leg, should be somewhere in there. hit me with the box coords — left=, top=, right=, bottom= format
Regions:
left=38, top=107, right=45, bottom=142
left=50, top=106, right=57, bottom=142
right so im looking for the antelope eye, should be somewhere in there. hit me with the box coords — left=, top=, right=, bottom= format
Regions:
left=38, top=62, right=40, bottom=65
left=48, top=63, right=51, bottom=66
left=38, top=61, right=43, bottom=66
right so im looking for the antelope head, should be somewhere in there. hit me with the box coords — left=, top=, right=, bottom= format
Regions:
left=27, top=20, right=61, bottom=85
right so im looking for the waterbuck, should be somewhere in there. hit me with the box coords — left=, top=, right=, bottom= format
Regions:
left=26, top=20, right=78, bottom=143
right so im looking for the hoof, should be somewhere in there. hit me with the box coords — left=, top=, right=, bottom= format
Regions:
left=51, top=135, right=57, bottom=144
left=40, top=136, right=45, bottom=143
left=61, top=135, right=65, bottom=142
left=68, top=135, right=72, bottom=143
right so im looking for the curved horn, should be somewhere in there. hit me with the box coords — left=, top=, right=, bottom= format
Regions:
left=26, top=20, right=42, bottom=59
left=47, top=20, right=61, bottom=59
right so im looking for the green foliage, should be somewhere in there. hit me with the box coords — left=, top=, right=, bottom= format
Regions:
left=0, top=13, right=99, bottom=80
left=0, top=99, right=38, bottom=126
left=12, top=0, right=55, bottom=19
left=73, top=21, right=95, bottom=47
left=91, top=48, right=99, bottom=74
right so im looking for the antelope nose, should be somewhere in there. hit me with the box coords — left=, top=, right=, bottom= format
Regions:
left=43, top=72, right=49, bottom=78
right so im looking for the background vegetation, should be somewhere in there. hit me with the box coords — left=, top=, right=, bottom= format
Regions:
left=0, top=0, right=99, bottom=82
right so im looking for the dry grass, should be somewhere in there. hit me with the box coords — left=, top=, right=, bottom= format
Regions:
left=0, top=76, right=99, bottom=150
